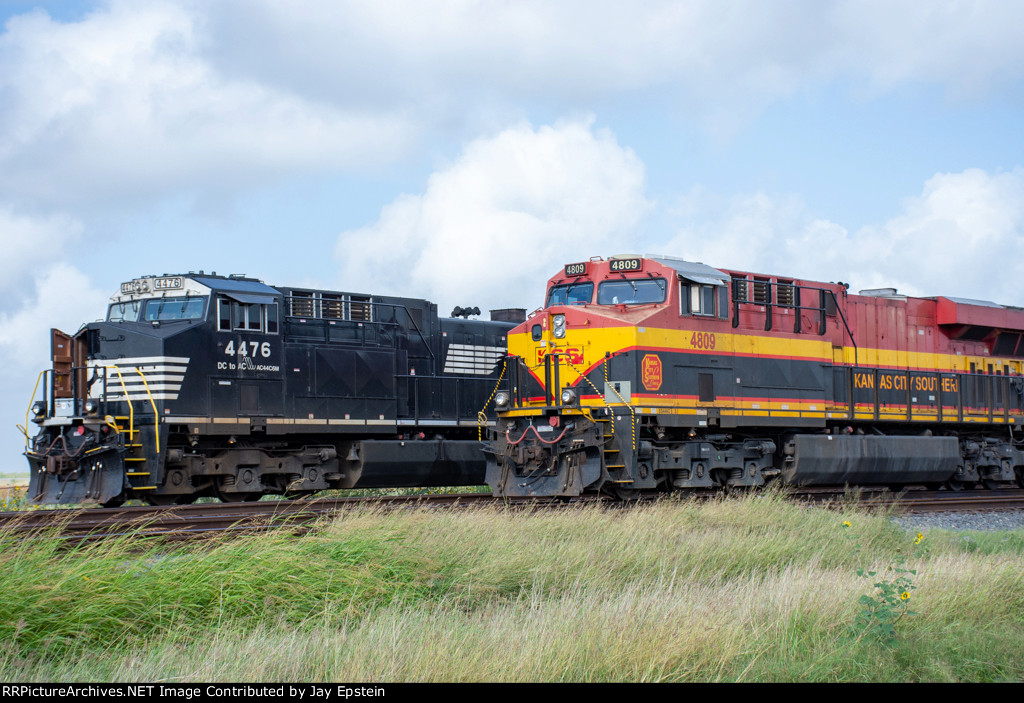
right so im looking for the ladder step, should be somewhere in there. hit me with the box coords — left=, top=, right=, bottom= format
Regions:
left=125, top=443, right=142, bottom=448
left=127, top=472, right=150, bottom=477
left=131, top=486, right=157, bottom=490
left=125, top=457, right=147, bottom=462
left=611, top=479, right=634, bottom=484
left=606, top=464, right=626, bottom=469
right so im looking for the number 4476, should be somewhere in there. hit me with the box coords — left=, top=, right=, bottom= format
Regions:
left=225, top=340, right=271, bottom=357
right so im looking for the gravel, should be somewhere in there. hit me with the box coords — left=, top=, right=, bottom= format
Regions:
left=894, top=510, right=1024, bottom=532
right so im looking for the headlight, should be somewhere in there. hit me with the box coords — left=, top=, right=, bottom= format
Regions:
left=553, top=314, right=566, bottom=338
left=31, top=401, right=46, bottom=417
left=84, top=399, right=98, bottom=415
left=560, top=388, right=577, bottom=404
left=494, top=391, right=510, bottom=408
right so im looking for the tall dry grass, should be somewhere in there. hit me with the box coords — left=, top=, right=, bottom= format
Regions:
left=2, top=490, right=1022, bottom=682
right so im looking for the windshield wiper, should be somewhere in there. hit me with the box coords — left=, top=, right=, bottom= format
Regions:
left=616, top=274, right=636, bottom=291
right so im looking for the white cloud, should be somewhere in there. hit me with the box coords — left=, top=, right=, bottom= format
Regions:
left=850, top=168, right=1024, bottom=299
left=659, top=188, right=850, bottom=278
left=203, top=1, right=1024, bottom=129
left=832, top=1, right=1024, bottom=98
left=0, top=206, right=83, bottom=302
left=3, top=1, right=1023, bottom=213
left=335, top=119, right=651, bottom=313
left=0, top=1, right=415, bottom=209
left=338, top=119, right=1024, bottom=314
left=661, top=168, right=1024, bottom=303
left=0, top=262, right=108, bottom=475
left=0, top=262, right=108, bottom=372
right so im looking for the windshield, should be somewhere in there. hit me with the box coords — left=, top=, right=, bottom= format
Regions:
left=107, top=301, right=142, bottom=322
left=597, top=278, right=667, bottom=306
left=547, top=282, right=594, bottom=307
left=143, top=297, right=207, bottom=321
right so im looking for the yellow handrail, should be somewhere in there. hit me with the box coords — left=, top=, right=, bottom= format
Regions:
left=105, top=365, right=135, bottom=444
left=562, top=353, right=634, bottom=449
left=602, top=356, right=636, bottom=451
left=21, top=370, right=47, bottom=449
left=477, top=359, right=507, bottom=441
left=134, top=366, right=160, bottom=454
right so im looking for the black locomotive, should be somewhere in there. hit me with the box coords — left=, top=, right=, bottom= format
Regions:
left=24, top=273, right=520, bottom=505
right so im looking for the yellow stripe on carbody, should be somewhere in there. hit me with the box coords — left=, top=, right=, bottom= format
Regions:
left=513, top=325, right=832, bottom=382
left=509, top=320, right=1023, bottom=425
left=513, top=324, right=1023, bottom=378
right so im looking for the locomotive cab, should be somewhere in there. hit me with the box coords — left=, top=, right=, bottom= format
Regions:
left=25, top=273, right=284, bottom=505
left=487, top=256, right=739, bottom=498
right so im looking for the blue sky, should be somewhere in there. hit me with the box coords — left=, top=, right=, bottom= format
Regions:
left=2, top=0, right=1024, bottom=470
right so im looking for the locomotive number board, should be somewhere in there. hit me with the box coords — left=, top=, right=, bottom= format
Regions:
left=609, top=258, right=643, bottom=272
left=120, top=276, right=184, bottom=294
left=564, top=262, right=588, bottom=276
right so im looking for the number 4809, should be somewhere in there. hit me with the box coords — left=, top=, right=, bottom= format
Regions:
left=690, top=332, right=715, bottom=350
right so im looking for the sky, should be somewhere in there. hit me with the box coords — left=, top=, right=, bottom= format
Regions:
left=2, top=0, right=1024, bottom=472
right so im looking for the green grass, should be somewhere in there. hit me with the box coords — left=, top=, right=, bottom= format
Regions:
left=0, top=486, right=29, bottom=512
left=1, top=491, right=1022, bottom=682
left=1, top=485, right=491, bottom=512
left=313, top=484, right=492, bottom=498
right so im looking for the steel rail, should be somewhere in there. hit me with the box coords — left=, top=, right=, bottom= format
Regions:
left=2, top=488, right=1022, bottom=541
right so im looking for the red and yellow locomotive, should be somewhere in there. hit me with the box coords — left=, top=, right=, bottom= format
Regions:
left=485, top=255, right=1024, bottom=497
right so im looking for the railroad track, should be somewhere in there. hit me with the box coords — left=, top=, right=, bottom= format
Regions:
left=1, top=488, right=1021, bottom=541
left=843, top=488, right=1024, bottom=513
left=0, top=493, right=506, bottom=540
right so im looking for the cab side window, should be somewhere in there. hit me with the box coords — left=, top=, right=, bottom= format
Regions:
left=218, top=298, right=231, bottom=330
left=217, top=297, right=279, bottom=334
left=680, top=281, right=728, bottom=319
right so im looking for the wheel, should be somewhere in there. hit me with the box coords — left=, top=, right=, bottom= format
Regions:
left=945, top=479, right=966, bottom=492
left=613, top=485, right=641, bottom=501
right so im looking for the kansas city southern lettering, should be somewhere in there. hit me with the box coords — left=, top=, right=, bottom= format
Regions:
left=853, top=372, right=958, bottom=393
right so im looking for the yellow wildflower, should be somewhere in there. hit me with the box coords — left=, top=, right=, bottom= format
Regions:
left=900, top=592, right=910, bottom=600
left=842, top=520, right=851, bottom=528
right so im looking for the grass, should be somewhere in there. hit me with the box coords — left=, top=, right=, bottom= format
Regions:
left=0, top=485, right=28, bottom=511
left=1, top=485, right=490, bottom=512
left=1, top=490, right=1022, bottom=682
